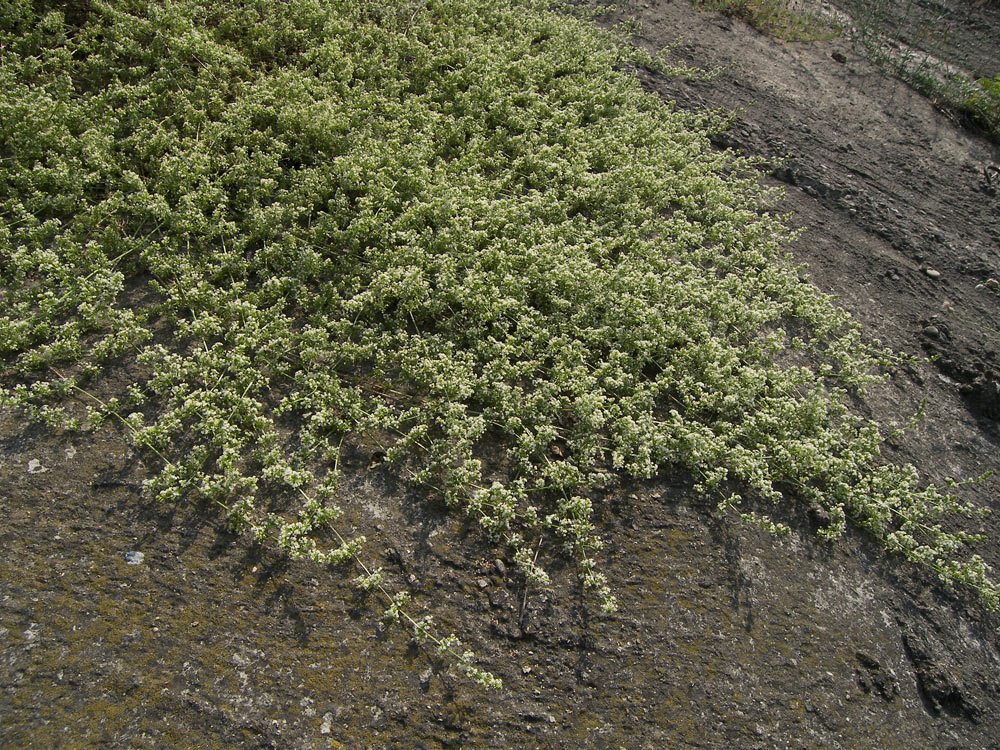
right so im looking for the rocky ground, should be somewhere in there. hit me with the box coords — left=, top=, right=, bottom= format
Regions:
left=2, top=1, right=1000, bottom=748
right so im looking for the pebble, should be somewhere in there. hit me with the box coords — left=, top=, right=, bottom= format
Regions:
left=922, top=325, right=940, bottom=338
left=26, top=458, right=47, bottom=474
left=925, top=268, right=941, bottom=279
left=320, top=712, right=334, bottom=735
left=124, top=551, right=144, bottom=565
left=522, top=711, right=556, bottom=724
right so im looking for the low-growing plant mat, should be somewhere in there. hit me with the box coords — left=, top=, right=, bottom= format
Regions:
left=1, top=0, right=998, bottom=724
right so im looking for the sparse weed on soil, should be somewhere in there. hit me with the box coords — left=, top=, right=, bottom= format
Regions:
left=692, top=0, right=840, bottom=41
left=697, top=0, right=1000, bottom=140
left=1, top=0, right=998, bottom=688
left=859, top=37, right=1000, bottom=139
left=840, top=0, right=1000, bottom=140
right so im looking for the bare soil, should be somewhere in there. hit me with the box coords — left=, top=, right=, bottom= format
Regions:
left=3, top=1, right=1000, bottom=748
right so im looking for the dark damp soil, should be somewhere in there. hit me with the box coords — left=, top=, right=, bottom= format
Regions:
left=3, top=2, right=1000, bottom=748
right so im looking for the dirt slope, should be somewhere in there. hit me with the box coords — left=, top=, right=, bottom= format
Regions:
left=3, top=1, right=1000, bottom=748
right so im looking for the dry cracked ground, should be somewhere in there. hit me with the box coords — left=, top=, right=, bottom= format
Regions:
left=2, top=1, right=1000, bottom=748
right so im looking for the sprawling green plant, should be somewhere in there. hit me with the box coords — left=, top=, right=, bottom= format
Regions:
left=1, top=0, right=996, bottom=687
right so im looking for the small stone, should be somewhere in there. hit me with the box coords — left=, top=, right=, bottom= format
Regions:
left=299, top=697, right=316, bottom=718
left=477, top=578, right=489, bottom=589
left=523, top=711, right=555, bottom=724
left=522, top=665, right=532, bottom=675
left=808, top=503, right=831, bottom=527
left=925, top=268, right=941, bottom=279
left=419, top=667, right=433, bottom=689
left=832, top=51, right=847, bottom=63
left=494, top=559, right=506, bottom=576
left=124, top=550, right=144, bottom=565
left=320, top=712, right=334, bottom=735
left=922, top=325, right=940, bottom=338
left=26, top=459, right=47, bottom=474
left=962, top=377, right=1000, bottom=420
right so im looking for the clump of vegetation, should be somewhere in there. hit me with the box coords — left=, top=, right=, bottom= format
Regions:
left=1, top=0, right=996, bottom=688
left=964, top=73, right=1000, bottom=138
left=692, top=0, right=839, bottom=41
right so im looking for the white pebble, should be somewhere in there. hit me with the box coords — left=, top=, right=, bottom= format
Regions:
left=124, top=551, right=144, bottom=565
